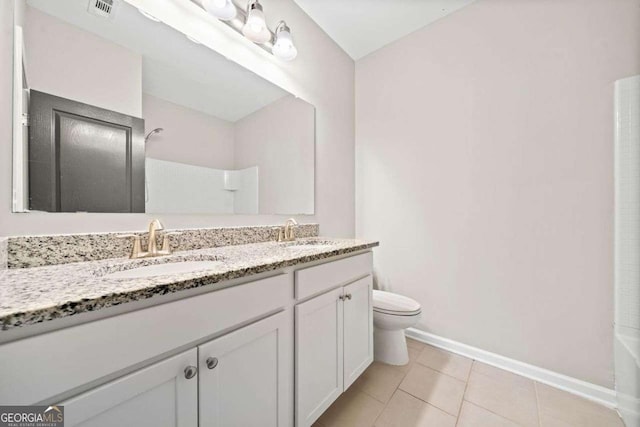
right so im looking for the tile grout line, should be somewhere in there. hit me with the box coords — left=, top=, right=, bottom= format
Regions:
left=366, top=348, right=417, bottom=426
left=412, top=342, right=476, bottom=383
left=396, top=386, right=462, bottom=418
left=358, top=386, right=390, bottom=405
left=370, top=389, right=394, bottom=427
left=534, top=381, right=542, bottom=427
left=463, top=361, right=541, bottom=426
left=410, top=360, right=469, bottom=385
left=460, top=399, right=527, bottom=426
left=359, top=353, right=415, bottom=405
left=454, top=359, right=474, bottom=427
left=389, top=388, right=464, bottom=425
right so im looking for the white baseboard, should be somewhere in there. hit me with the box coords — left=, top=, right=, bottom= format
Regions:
left=405, top=328, right=617, bottom=409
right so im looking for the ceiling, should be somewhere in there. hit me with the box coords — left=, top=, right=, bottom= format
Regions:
left=292, top=0, right=476, bottom=60
left=26, top=0, right=289, bottom=122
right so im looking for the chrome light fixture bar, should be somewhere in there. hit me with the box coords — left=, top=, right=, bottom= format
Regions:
left=197, top=0, right=298, bottom=61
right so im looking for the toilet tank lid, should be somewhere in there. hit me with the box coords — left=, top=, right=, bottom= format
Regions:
left=373, top=290, right=421, bottom=313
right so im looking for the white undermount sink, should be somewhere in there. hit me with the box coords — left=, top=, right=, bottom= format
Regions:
left=103, top=261, right=223, bottom=279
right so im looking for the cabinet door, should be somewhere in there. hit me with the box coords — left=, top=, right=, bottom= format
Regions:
left=61, top=349, right=197, bottom=427
left=199, top=311, right=293, bottom=427
left=343, top=276, right=374, bottom=389
left=295, top=287, right=344, bottom=427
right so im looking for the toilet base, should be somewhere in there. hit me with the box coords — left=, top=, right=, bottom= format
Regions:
left=374, top=328, right=409, bottom=365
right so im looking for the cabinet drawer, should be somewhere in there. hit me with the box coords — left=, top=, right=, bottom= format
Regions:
left=294, top=252, right=372, bottom=301
left=0, top=273, right=291, bottom=405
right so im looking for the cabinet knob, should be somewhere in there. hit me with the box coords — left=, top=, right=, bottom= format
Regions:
left=184, top=365, right=198, bottom=379
left=339, top=295, right=345, bottom=301
left=345, top=293, right=352, bottom=300
left=206, top=357, right=219, bottom=370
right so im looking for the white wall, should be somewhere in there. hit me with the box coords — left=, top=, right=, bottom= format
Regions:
left=0, top=0, right=354, bottom=236
left=23, top=5, right=141, bottom=117
left=142, top=93, right=235, bottom=170
left=356, top=0, right=640, bottom=388
left=235, top=95, right=314, bottom=214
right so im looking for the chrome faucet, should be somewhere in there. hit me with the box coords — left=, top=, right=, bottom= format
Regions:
left=117, top=219, right=181, bottom=259
left=278, top=218, right=298, bottom=242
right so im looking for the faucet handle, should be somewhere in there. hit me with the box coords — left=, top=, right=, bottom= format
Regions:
left=116, top=234, right=143, bottom=259
left=160, top=232, right=182, bottom=254
left=273, top=227, right=285, bottom=242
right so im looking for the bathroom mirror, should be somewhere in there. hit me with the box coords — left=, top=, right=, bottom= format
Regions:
left=11, top=0, right=315, bottom=215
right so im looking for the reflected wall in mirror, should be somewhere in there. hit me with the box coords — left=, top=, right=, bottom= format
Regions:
left=12, top=0, right=315, bottom=215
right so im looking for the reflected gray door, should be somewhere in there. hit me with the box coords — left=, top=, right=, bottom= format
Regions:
left=28, top=90, right=145, bottom=213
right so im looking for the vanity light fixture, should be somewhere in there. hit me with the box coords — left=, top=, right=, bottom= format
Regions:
left=195, top=0, right=298, bottom=61
left=242, top=0, right=271, bottom=44
left=203, top=0, right=237, bottom=21
left=273, top=21, right=297, bottom=61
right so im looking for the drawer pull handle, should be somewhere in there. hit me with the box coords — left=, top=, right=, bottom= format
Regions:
left=206, top=357, right=219, bottom=370
left=184, top=366, right=198, bottom=379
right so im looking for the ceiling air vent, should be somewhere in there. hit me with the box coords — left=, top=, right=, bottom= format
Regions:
left=87, top=0, right=116, bottom=19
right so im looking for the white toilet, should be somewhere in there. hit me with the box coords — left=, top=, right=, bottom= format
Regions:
left=372, top=290, right=422, bottom=365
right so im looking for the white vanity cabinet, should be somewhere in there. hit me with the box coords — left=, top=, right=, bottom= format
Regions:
left=61, top=349, right=198, bottom=427
left=294, top=254, right=374, bottom=427
left=198, top=311, right=293, bottom=427
left=0, top=250, right=374, bottom=427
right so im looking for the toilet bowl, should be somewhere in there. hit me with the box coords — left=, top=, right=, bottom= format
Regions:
left=373, top=290, right=422, bottom=365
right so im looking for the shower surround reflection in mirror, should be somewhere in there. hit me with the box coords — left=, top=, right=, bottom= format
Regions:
left=12, top=0, right=315, bottom=215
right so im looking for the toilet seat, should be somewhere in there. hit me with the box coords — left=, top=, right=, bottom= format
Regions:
left=373, top=290, right=421, bottom=316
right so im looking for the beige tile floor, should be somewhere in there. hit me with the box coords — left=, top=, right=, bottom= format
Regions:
left=313, top=338, right=625, bottom=427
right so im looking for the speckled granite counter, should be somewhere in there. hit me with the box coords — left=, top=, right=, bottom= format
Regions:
left=7, top=224, right=320, bottom=269
left=0, top=238, right=378, bottom=331
left=0, top=237, right=7, bottom=270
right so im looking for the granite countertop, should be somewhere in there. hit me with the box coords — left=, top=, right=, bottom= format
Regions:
left=0, top=237, right=378, bottom=331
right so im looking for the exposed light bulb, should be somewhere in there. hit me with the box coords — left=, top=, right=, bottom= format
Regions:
left=242, top=1, right=270, bottom=44
left=200, top=0, right=299, bottom=60
left=203, top=0, right=237, bottom=21
left=273, top=22, right=297, bottom=61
